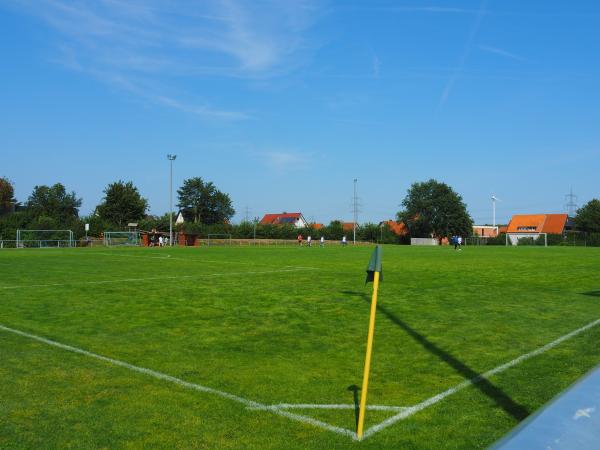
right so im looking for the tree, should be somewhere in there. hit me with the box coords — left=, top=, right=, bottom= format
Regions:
left=177, top=177, right=234, bottom=225
left=0, top=177, right=17, bottom=215
left=25, top=183, right=81, bottom=223
left=96, top=180, right=148, bottom=228
left=323, top=220, right=344, bottom=240
left=575, top=199, right=600, bottom=232
left=397, top=179, right=473, bottom=240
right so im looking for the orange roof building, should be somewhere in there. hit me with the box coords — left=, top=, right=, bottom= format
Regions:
left=506, top=214, right=570, bottom=234
left=259, top=212, right=308, bottom=228
left=342, top=222, right=357, bottom=231
left=380, top=220, right=408, bottom=236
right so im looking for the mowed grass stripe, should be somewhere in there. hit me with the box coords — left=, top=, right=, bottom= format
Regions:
left=0, top=324, right=357, bottom=439
left=0, top=267, right=317, bottom=290
left=2, top=315, right=599, bottom=442
left=92, top=251, right=319, bottom=270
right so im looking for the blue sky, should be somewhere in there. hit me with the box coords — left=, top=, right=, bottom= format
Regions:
left=1, top=0, right=599, bottom=225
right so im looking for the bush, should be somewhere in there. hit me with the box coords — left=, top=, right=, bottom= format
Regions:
left=0, top=211, right=28, bottom=240
left=517, top=237, right=535, bottom=246
left=486, top=233, right=506, bottom=245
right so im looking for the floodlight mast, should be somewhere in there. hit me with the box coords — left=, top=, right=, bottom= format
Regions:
left=491, top=194, right=502, bottom=228
left=167, top=154, right=177, bottom=246
left=353, top=178, right=358, bottom=245
left=492, top=194, right=496, bottom=227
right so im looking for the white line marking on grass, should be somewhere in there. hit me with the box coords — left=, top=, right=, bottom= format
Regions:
left=3, top=318, right=598, bottom=442
left=250, top=403, right=407, bottom=412
left=93, top=252, right=318, bottom=271
left=361, top=317, right=600, bottom=440
left=0, top=268, right=316, bottom=290
left=0, top=324, right=356, bottom=439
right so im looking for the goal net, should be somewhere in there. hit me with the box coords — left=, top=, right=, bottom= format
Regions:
left=207, top=233, right=232, bottom=246
left=103, top=231, right=141, bottom=247
left=16, top=229, right=74, bottom=248
left=464, top=236, right=488, bottom=246
left=506, top=233, right=547, bottom=247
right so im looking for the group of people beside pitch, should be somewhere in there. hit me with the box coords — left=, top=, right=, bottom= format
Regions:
left=297, top=234, right=348, bottom=247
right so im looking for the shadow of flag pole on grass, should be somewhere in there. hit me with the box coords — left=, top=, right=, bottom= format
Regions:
left=357, top=245, right=383, bottom=440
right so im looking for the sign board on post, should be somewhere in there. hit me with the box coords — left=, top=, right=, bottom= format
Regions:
left=85, top=224, right=90, bottom=232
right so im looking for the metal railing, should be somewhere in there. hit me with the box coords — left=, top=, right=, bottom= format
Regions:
left=0, top=239, right=104, bottom=249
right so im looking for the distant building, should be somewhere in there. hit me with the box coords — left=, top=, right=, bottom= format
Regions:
left=504, top=214, right=573, bottom=245
left=260, top=212, right=308, bottom=228
left=506, top=214, right=572, bottom=235
left=379, top=220, right=408, bottom=236
left=342, top=222, right=359, bottom=232
left=472, top=225, right=499, bottom=238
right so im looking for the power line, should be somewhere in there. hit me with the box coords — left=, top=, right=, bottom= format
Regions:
left=564, top=187, right=578, bottom=216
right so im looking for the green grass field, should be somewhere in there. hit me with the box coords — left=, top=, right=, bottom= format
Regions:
left=1, top=245, right=599, bottom=449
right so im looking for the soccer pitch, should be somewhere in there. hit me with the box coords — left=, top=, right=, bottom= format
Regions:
left=1, top=245, right=599, bottom=449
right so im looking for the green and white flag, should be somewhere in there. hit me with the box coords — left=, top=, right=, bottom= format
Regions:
left=365, top=245, right=383, bottom=283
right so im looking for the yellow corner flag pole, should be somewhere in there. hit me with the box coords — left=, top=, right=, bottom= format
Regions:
left=357, top=246, right=383, bottom=440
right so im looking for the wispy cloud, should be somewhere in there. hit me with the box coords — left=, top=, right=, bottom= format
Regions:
left=479, top=45, right=527, bottom=62
left=7, top=0, right=320, bottom=119
left=372, top=55, right=381, bottom=78
left=261, top=151, right=312, bottom=173
left=438, top=0, right=489, bottom=108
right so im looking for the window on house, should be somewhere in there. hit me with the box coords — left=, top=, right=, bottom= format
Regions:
left=517, top=226, right=537, bottom=231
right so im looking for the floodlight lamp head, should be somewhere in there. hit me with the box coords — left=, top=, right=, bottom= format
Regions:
left=167, top=154, right=177, bottom=161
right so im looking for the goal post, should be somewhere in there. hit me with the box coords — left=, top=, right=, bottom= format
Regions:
left=16, top=229, right=74, bottom=248
left=103, top=231, right=141, bottom=247
left=207, top=233, right=232, bottom=246
left=506, top=233, right=547, bottom=247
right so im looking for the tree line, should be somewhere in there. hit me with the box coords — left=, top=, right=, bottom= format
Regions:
left=1, top=176, right=598, bottom=243
left=0, top=177, right=234, bottom=241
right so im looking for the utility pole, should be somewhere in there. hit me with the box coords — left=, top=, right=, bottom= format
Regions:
left=167, top=154, right=177, bottom=246
left=565, top=187, right=578, bottom=217
left=353, top=178, right=358, bottom=245
left=253, top=216, right=259, bottom=244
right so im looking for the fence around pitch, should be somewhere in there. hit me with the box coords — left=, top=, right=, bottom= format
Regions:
left=0, top=238, right=374, bottom=249
left=0, top=239, right=105, bottom=249
left=465, top=232, right=600, bottom=247
left=3, top=234, right=599, bottom=249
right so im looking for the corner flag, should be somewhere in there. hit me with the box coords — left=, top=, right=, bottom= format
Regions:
left=365, top=245, right=383, bottom=283
left=357, top=245, right=383, bottom=440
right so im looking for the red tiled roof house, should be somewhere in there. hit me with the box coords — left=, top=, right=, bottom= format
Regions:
left=259, top=212, right=308, bottom=228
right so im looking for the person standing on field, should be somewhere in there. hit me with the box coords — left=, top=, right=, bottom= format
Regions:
left=320, top=236, right=325, bottom=247
left=159, top=235, right=164, bottom=247
left=458, top=235, right=462, bottom=250
left=297, top=234, right=303, bottom=246
left=307, top=235, right=312, bottom=247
